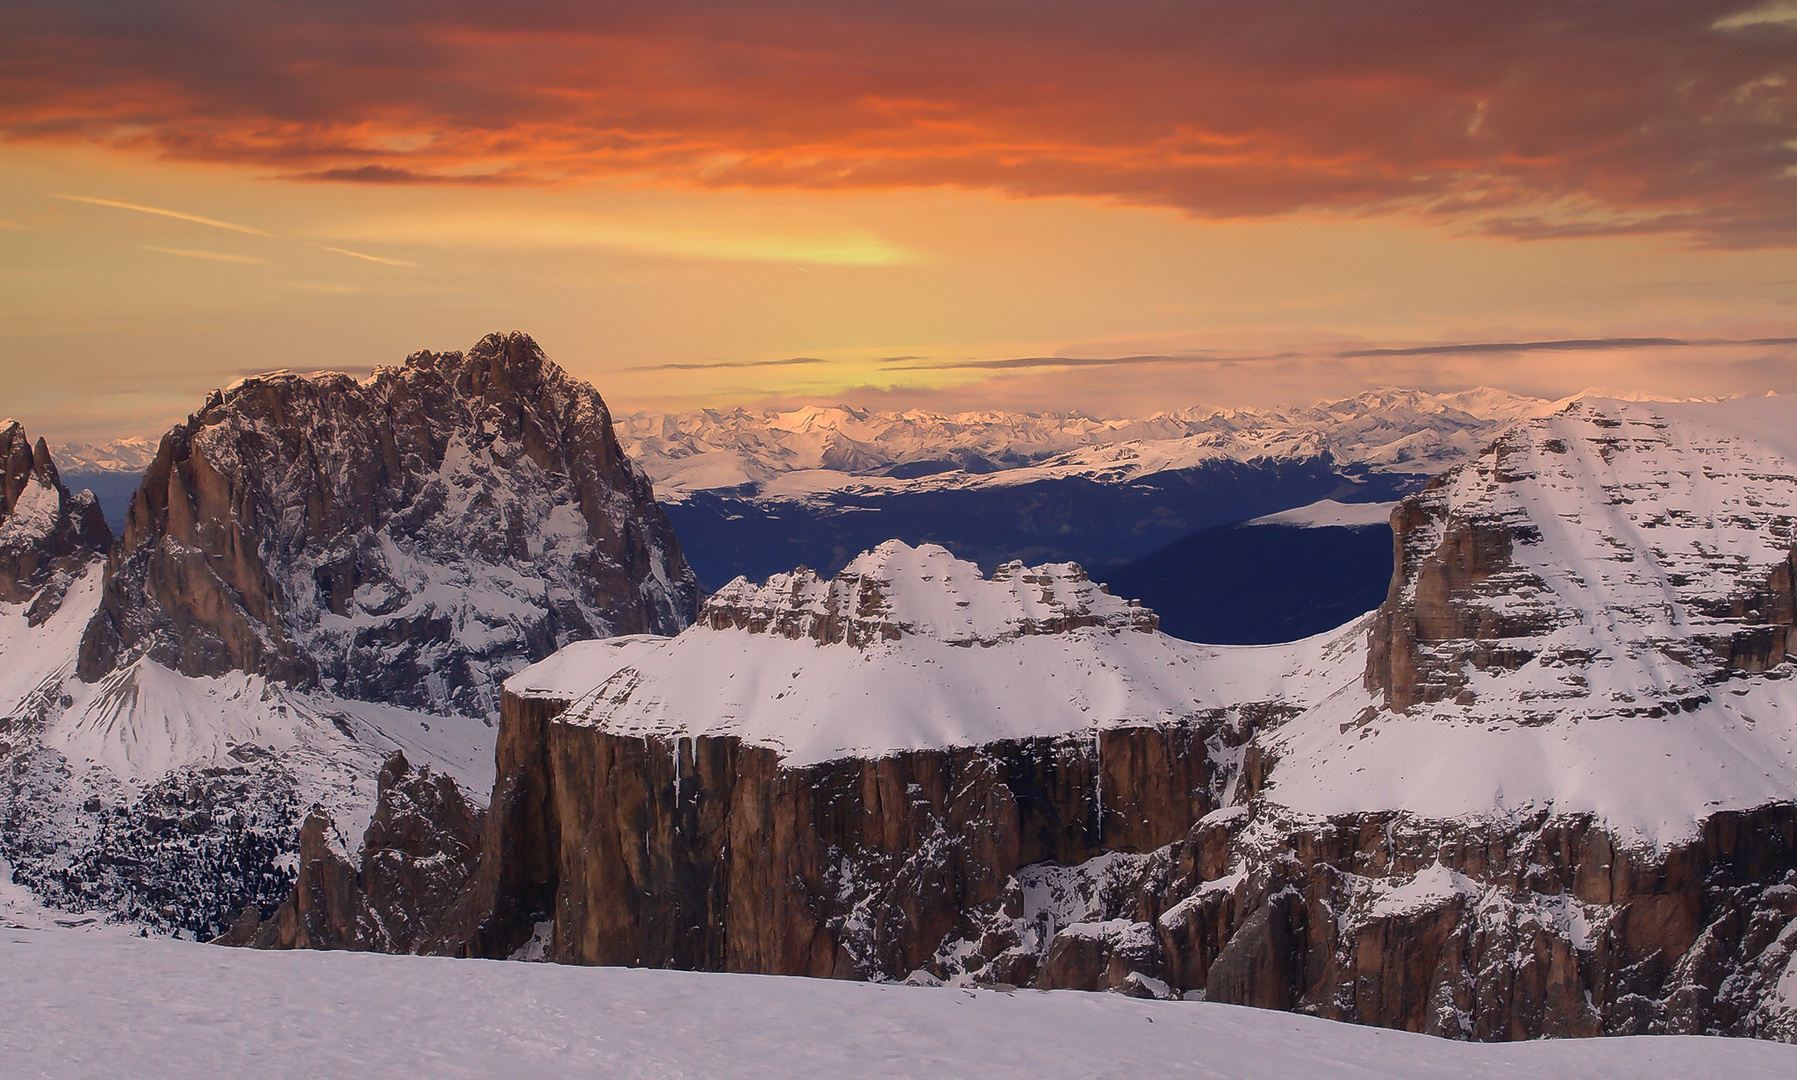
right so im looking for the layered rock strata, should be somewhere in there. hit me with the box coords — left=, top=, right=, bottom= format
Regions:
left=77, top=331, right=699, bottom=716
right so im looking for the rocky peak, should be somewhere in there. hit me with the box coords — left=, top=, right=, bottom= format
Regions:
left=76, top=332, right=700, bottom=716
left=0, top=420, right=112, bottom=619
left=1367, top=395, right=1797, bottom=715
left=701, top=540, right=1157, bottom=647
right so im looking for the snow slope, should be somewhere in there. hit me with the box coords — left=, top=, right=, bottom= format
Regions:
left=1266, top=394, right=1797, bottom=844
left=511, top=541, right=1330, bottom=766
left=48, top=436, right=159, bottom=475
left=2, top=928, right=1792, bottom=1080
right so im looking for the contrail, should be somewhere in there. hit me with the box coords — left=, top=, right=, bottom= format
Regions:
left=307, top=242, right=417, bottom=267
left=142, top=246, right=264, bottom=264
left=53, top=194, right=274, bottom=237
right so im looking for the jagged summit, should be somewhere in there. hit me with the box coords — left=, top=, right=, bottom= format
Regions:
left=0, top=420, right=111, bottom=619
left=702, top=540, right=1157, bottom=646
left=77, top=330, right=700, bottom=717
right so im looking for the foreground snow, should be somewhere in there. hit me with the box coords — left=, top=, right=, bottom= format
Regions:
left=1, top=930, right=1792, bottom=1080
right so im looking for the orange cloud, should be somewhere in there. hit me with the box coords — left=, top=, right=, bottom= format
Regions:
left=2, top=2, right=1794, bottom=245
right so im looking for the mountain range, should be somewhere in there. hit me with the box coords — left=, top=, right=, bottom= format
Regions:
left=611, top=388, right=1552, bottom=589
left=6, top=339, right=1797, bottom=1044
left=244, top=392, right=1797, bottom=1041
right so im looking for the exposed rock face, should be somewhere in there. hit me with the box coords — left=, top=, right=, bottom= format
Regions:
left=0, top=421, right=111, bottom=621
left=414, top=684, right=1797, bottom=1040
left=77, top=332, right=699, bottom=716
left=939, top=803, right=1797, bottom=1040
left=218, top=751, right=481, bottom=952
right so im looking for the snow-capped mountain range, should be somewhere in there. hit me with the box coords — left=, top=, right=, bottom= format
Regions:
left=9, top=336, right=1797, bottom=1043
left=431, top=391, right=1797, bottom=1039
left=611, top=388, right=1558, bottom=588
left=614, top=387, right=1550, bottom=500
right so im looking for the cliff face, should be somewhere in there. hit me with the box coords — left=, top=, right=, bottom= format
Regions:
left=0, top=421, right=111, bottom=621
left=394, top=684, right=1794, bottom=1040
left=76, top=331, right=699, bottom=716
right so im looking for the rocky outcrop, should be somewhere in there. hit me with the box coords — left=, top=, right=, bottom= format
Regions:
left=935, top=802, right=1797, bottom=1040
left=701, top=547, right=1158, bottom=644
left=77, top=331, right=699, bottom=715
left=0, top=421, right=111, bottom=621
left=218, top=751, right=481, bottom=952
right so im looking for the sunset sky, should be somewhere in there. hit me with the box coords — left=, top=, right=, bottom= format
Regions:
left=3, top=1, right=1796, bottom=441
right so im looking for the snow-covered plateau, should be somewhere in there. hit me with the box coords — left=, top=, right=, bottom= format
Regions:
left=2, top=927, right=1793, bottom=1080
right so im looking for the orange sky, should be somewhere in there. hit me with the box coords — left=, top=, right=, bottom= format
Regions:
left=3, top=1, right=1796, bottom=441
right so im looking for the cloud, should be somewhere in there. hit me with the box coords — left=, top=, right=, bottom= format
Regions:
left=625, top=356, right=827, bottom=372
left=883, top=352, right=1290, bottom=371
left=344, top=211, right=918, bottom=265
left=1714, top=2, right=1797, bottom=29
left=141, top=245, right=263, bottom=264
left=1341, top=336, right=1797, bottom=358
left=52, top=194, right=273, bottom=236
left=286, top=165, right=516, bottom=185
left=52, top=191, right=418, bottom=266
left=5, top=3, right=1795, bottom=246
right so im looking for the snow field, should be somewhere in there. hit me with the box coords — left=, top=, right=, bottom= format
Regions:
left=2, top=929, right=1793, bottom=1080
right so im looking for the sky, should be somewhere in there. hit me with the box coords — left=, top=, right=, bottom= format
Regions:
left=2, top=1, right=1796, bottom=442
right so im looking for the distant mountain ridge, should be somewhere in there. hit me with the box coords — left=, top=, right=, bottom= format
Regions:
left=616, top=388, right=1555, bottom=588
left=616, top=387, right=1553, bottom=501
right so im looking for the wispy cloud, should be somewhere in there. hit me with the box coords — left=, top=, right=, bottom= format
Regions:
left=883, top=352, right=1285, bottom=372
left=1342, top=336, right=1797, bottom=358
left=142, top=245, right=264, bottom=264
left=306, top=242, right=417, bottom=267
left=53, top=193, right=417, bottom=268
left=346, top=213, right=917, bottom=266
left=625, top=356, right=827, bottom=372
left=0, top=219, right=32, bottom=231
left=1714, top=2, right=1797, bottom=30
left=54, top=194, right=273, bottom=236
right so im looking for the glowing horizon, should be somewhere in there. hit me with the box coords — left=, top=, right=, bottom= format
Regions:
left=2, top=2, right=1794, bottom=442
